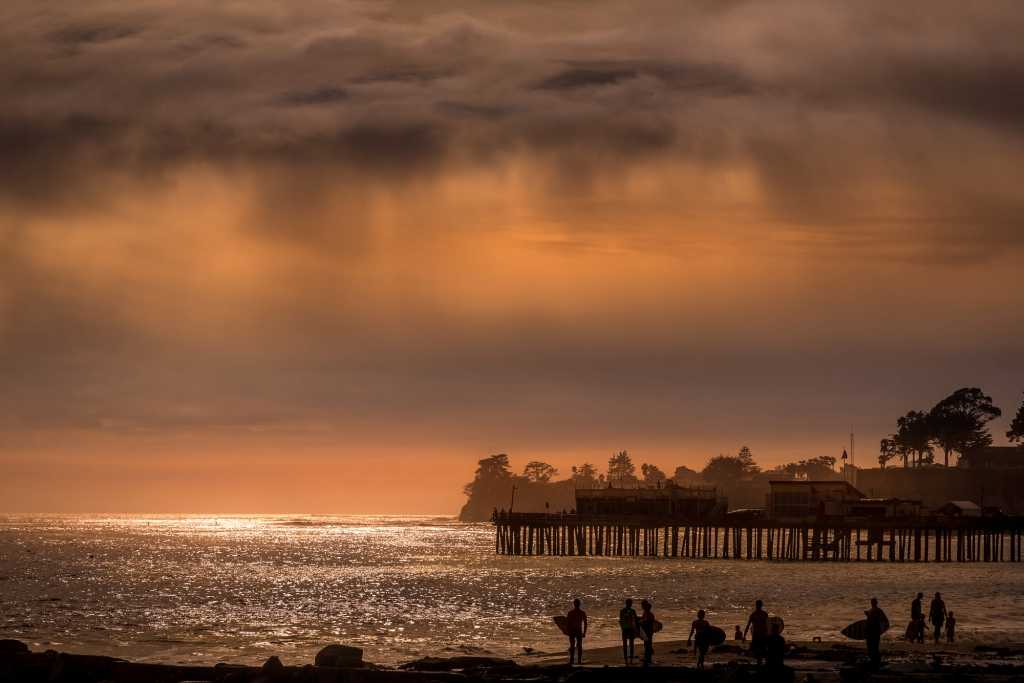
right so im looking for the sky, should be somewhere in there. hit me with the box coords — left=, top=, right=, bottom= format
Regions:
left=1, top=1, right=1022, bottom=513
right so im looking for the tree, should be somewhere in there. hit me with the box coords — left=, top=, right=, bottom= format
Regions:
left=737, top=446, right=760, bottom=474
left=571, top=463, right=601, bottom=489
left=607, top=450, right=637, bottom=485
left=777, top=455, right=838, bottom=479
left=928, top=388, right=1002, bottom=466
left=640, top=463, right=667, bottom=487
left=878, top=437, right=908, bottom=469
left=701, top=446, right=760, bottom=485
left=463, top=453, right=512, bottom=496
left=895, top=410, right=934, bottom=467
left=672, top=465, right=702, bottom=486
left=522, top=461, right=558, bottom=483
left=1008, top=393, right=1024, bottom=444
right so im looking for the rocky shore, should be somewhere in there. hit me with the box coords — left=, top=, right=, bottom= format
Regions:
left=4, top=637, right=1024, bottom=683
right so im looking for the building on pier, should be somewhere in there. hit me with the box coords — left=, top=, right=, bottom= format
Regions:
left=574, top=481, right=723, bottom=519
left=767, top=480, right=865, bottom=520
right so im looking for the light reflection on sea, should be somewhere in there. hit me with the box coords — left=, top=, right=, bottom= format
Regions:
left=1, top=514, right=1024, bottom=665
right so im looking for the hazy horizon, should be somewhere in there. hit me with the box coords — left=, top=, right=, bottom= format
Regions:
left=2, top=0, right=1023, bottom=514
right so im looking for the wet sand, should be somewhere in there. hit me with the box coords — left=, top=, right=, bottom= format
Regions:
left=520, top=637, right=1024, bottom=679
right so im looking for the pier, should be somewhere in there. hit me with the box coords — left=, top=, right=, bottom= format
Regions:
left=493, top=511, right=1024, bottom=562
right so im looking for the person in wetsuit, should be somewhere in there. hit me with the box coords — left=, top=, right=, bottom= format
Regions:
left=687, top=609, right=711, bottom=669
left=566, top=598, right=587, bottom=665
left=865, top=597, right=888, bottom=668
left=911, top=592, right=925, bottom=643
left=765, top=620, right=786, bottom=670
left=930, top=592, right=947, bottom=644
left=619, top=598, right=638, bottom=664
left=639, top=599, right=656, bottom=667
left=743, top=599, right=769, bottom=665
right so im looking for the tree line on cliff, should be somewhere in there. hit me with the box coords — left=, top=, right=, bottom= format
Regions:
left=878, top=387, right=1024, bottom=468
left=458, top=447, right=840, bottom=521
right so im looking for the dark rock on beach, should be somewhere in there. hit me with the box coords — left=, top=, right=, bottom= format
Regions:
left=316, top=644, right=365, bottom=668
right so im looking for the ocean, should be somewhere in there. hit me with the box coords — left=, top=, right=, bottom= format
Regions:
left=2, top=514, right=1023, bottom=666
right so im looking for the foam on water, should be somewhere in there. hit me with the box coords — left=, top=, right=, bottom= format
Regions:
left=1, top=514, right=1023, bottom=665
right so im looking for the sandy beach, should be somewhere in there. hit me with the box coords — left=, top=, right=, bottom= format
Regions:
left=7, top=635, right=1024, bottom=682
left=523, top=636, right=1024, bottom=677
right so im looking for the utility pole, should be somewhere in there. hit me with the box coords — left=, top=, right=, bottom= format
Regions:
left=509, top=484, right=517, bottom=513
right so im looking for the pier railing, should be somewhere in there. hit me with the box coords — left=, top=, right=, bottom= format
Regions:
left=492, top=512, right=1024, bottom=562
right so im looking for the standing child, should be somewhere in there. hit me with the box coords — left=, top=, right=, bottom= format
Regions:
left=946, top=612, right=956, bottom=643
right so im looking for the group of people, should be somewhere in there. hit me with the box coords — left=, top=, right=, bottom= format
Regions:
left=909, top=592, right=956, bottom=644
left=562, top=597, right=657, bottom=667
left=565, top=593, right=960, bottom=670
left=564, top=598, right=785, bottom=670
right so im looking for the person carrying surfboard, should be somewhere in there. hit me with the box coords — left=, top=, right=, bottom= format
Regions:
left=565, top=598, right=588, bottom=666
left=865, top=597, right=888, bottom=668
left=765, top=619, right=786, bottom=670
left=639, top=599, right=656, bottom=667
left=687, top=609, right=711, bottom=669
left=743, top=599, right=770, bottom=665
left=618, top=598, right=639, bottom=664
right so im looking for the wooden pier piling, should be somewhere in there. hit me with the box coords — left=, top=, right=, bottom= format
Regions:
left=492, top=512, right=1024, bottom=562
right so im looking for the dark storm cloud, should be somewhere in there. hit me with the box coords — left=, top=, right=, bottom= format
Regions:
left=1, top=0, right=1023, bottom=446
left=275, top=86, right=349, bottom=106
left=537, top=61, right=754, bottom=96
left=2, top=0, right=1021, bottom=220
left=50, top=23, right=142, bottom=46
left=534, top=67, right=640, bottom=91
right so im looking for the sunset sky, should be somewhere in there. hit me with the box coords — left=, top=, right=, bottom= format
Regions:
left=1, top=1, right=1022, bottom=513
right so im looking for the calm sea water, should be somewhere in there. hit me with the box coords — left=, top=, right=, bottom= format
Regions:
left=2, top=514, right=1024, bottom=666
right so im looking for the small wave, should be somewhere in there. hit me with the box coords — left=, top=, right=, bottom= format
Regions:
left=272, top=516, right=457, bottom=528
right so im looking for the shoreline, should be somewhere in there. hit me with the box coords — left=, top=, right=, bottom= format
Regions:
left=5, top=637, right=1024, bottom=683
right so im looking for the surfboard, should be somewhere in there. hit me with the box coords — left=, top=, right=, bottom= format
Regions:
left=841, top=617, right=890, bottom=640
left=553, top=616, right=571, bottom=636
left=652, top=620, right=664, bottom=634
left=699, top=625, right=726, bottom=647
left=769, top=615, right=785, bottom=634
left=904, top=620, right=916, bottom=640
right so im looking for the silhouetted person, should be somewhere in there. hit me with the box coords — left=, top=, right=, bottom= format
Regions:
left=865, top=597, right=888, bottom=668
left=639, top=599, right=656, bottom=667
left=734, top=625, right=744, bottom=641
left=765, top=621, right=786, bottom=670
left=743, top=599, right=769, bottom=665
left=930, top=592, right=947, bottom=644
left=911, top=592, right=925, bottom=643
left=566, top=599, right=587, bottom=665
left=687, top=609, right=711, bottom=669
left=946, top=611, right=956, bottom=643
left=619, top=598, right=638, bottom=664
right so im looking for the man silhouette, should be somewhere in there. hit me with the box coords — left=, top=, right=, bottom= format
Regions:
left=911, top=592, right=925, bottom=643
left=929, top=592, right=947, bottom=644
left=687, top=609, right=711, bottom=669
left=566, top=599, right=587, bottom=665
left=865, top=597, right=888, bottom=668
left=619, top=598, right=638, bottom=664
left=743, top=599, right=769, bottom=665
left=639, top=599, right=656, bottom=667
